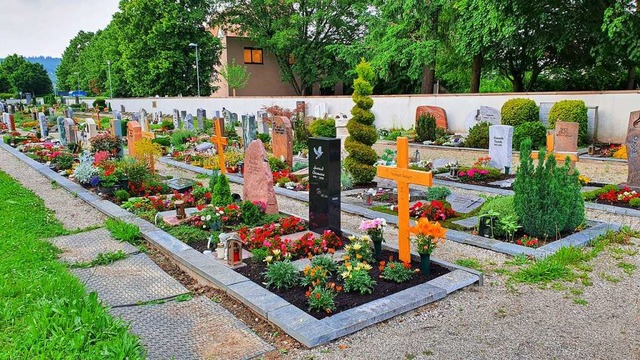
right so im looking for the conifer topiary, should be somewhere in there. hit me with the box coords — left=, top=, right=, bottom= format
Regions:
left=513, top=138, right=585, bottom=239
left=212, top=173, right=233, bottom=207
left=345, top=59, right=377, bottom=184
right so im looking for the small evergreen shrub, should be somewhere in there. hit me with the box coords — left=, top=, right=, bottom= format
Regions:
left=92, top=98, right=107, bottom=109
left=152, top=136, right=171, bottom=147
left=256, top=133, right=271, bottom=144
left=513, top=122, right=547, bottom=151
left=162, top=119, right=174, bottom=130
left=209, top=170, right=219, bottom=193
left=114, top=189, right=130, bottom=202
left=415, top=113, right=436, bottom=143
left=548, top=100, right=588, bottom=144
left=308, top=118, right=336, bottom=138
left=513, top=138, right=585, bottom=239
left=267, top=156, right=288, bottom=171
left=465, top=122, right=490, bottom=149
left=501, top=98, right=539, bottom=127
left=240, top=201, right=262, bottom=226
left=212, top=174, right=233, bottom=207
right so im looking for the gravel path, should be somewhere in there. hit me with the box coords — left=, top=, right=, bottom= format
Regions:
left=0, top=148, right=106, bottom=230
left=157, top=159, right=640, bottom=360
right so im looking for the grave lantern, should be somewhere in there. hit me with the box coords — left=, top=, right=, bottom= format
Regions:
left=227, top=237, right=243, bottom=266
left=413, top=149, right=420, bottom=163
left=175, top=200, right=186, bottom=220
left=449, top=161, right=459, bottom=178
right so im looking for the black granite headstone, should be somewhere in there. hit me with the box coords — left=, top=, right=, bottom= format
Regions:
left=308, top=137, right=341, bottom=236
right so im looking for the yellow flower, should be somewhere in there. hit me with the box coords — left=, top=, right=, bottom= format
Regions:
left=272, top=249, right=281, bottom=256
left=353, top=243, right=362, bottom=251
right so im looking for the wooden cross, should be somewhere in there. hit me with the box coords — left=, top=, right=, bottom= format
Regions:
left=377, top=137, right=433, bottom=263
left=531, top=131, right=579, bottom=163
left=211, top=119, right=228, bottom=175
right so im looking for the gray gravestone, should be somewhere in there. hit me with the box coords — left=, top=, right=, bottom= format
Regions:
left=67, top=107, right=74, bottom=119
left=222, top=108, right=230, bottom=125
left=139, top=108, right=148, bottom=131
left=626, top=110, right=640, bottom=188
left=49, top=107, right=55, bottom=116
left=446, top=194, right=485, bottom=214
left=120, top=104, right=125, bottom=113
left=38, top=112, right=48, bottom=137
left=173, top=109, right=181, bottom=129
left=180, top=110, right=187, bottom=122
left=196, top=108, right=206, bottom=130
left=465, top=106, right=500, bottom=131
left=64, top=118, right=77, bottom=144
left=57, top=117, right=66, bottom=145
left=488, top=125, right=514, bottom=171
left=231, top=112, right=238, bottom=125
left=185, top=114, right=195, bottom=131
left=242, top=114, right=257, bottom=148
left=539, top=102, right=555, bottom=126
left=85, top=118, right=97, bottom=140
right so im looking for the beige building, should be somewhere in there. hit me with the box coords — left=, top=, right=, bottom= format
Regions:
left=210, top=27, right=298, bottom=97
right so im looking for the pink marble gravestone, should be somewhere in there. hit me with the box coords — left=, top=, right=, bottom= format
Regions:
left=243, top=140, right=278, bottom=214
left=416, top=106, right=448, bottom=130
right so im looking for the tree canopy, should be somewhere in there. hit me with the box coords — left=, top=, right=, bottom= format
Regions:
left=0, top=54, right=53, bottom=96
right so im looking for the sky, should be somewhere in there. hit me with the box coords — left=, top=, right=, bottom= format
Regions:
left=0, top=0, right=120, bottom=58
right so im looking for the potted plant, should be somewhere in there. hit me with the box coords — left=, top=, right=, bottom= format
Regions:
left=410, top=218, right=447, bottom=274
left=359, top=218, right=387, bottom=260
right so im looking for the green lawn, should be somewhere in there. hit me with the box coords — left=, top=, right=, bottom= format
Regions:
left=0, top=171, right=144, bottom=358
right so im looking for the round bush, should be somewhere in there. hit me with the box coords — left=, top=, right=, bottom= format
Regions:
left=513, top=122, right=547, bottom=151
left=308, top=119, right=336, bottom=138
left=344, top=139, right=378, bottom=164
left=501, top=98, right=539, bottom=126
left=548, top=100, right=588, bottom=144
left=92, top=98, right=107, bottom=109
left=350, top=106, right=375, bottom=125
left=464, top=122, right=490, bottom=149
left=345, top=158, right=378, bottom=184
left=346, top=120, right=378, bottom=146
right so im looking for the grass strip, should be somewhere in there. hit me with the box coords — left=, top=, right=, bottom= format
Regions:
left=0, top=170, right=144, bottom=358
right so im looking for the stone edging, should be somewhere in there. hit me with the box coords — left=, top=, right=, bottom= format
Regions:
left=1, top=143, right=480, bottom=348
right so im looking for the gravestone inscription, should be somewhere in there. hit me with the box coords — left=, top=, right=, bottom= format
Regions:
left=308, top=137, right=342, bottom=236
left=488, top=125, right=514, bottom=171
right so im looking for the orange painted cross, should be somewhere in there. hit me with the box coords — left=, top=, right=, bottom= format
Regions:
left=377, top=137, right=433, bottom=263
left=211, top=120, right=228, bottom=175
left=531, top=131, right=579, bottom=163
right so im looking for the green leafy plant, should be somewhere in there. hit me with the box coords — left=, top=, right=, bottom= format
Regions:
left=426, top=186, right=451, bottom=201
left=381, top=261, right=414, bottom=283
left=251, top=247, right=269, bottom=262
left=311, top=256, right=338, bottom=273
left=267, top=156, right=288, bottom=171
left=464, top=121, right=490, bottom=149
left=345, top=59, right=377, bottom=184
left=477, top=196, right=518, bottom=238
left=498, top=215, right=521, bottom=242
left=114, top=189, right=130, bottom=202
left=73, top=250, right=127, bottom=268
left=166, top=225, right=210, bottom=245
left=105, top=218, right=141, bottom=245
left=513, top=138, right=585, bottom=239
left=548, top=100, right=588, bottom=144
left=240, top=201, right=263, bottom=226
left=501, top=98, right=539, bottom=126
left=344, top=235, right=374, bottom=264
left=415, top=113, right=436, bottom=143
left=306, top=285, right=337, bottom=314
left=340, top=262, right=376, bottom=294
left=256, top=133, right=271, bottom=144
left=170, top=129, right=196, bottom=146
left=263, top=260, right=299, bottom=290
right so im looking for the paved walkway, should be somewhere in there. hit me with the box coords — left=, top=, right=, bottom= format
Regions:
left=0, top=148, right=273, bottom=360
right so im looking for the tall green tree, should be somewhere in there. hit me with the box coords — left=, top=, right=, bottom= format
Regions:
left=56, top=31, right=96, bottom=91
left=0, top=54, right=52, bottom=96
left=212, top=0, right=365, bottom=95
left=602, top=0, right=640, bottom=89
left=115, top=0, right=221, bottom=96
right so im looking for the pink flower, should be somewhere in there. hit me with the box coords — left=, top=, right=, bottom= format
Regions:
left=459, top=171, right=466, bottom=177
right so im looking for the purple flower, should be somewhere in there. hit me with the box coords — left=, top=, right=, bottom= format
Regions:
left=90, top=175, right=101, bottom=187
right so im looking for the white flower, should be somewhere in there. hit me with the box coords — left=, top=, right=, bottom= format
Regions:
left=201, top=216, right=206, bottom=221
left=206, top=214, right=212, bottom=221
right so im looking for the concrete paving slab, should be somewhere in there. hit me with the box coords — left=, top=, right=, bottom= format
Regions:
left=111, top=296, right=273, bottom=360
left=49, top=228, right=138, bottom=264
left=72, top=253, right=188, bottom=307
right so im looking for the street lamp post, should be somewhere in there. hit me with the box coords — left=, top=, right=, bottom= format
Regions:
left=189, top=43, right=200, bottom=97
left=107, top=60, right=113, bottom=98
left=74, top=72, right=80, bottom=91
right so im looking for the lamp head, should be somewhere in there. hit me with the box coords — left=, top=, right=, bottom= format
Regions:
left=189, top=43, right=197, bottom=47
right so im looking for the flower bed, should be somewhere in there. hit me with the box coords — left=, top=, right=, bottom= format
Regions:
left=583, top=184, right=640, bottom=210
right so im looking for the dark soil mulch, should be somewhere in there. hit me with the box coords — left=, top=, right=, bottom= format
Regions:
left=236, top=249, right=449, bottom=320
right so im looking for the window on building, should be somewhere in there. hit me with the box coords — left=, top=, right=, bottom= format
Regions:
left=243, top=48, right=263, bottom=64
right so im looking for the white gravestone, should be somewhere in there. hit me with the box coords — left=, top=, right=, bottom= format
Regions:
left=465, top=106, right=501, bottom=132
left=488, top=125, right=514, bottom=171
left=85, top=118, right=98, bottom=140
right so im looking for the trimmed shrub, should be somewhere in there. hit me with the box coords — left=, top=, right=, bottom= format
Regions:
left=464, top=122, right=490, bottom=149
left=415, top=113, right=436, bottom=143
left=92, top=98, right=107, bottom=109
left=170, top=129, right=196, bottom=147
left=308, top=118, right=336, bottom=138
left=548, top=100, right=588, bottom=144
left=240, top=201, right=262, bottom=226
left=513, top=122, right=547, bottom=151
left=501, top=98, right=539, bottom=127
left=513, top=138, right=585, bottom=239
left=345, top=59, right=377, bottom=184
left=152, top=136, right=171, bottom=147
left=212, top=174, right=233, bottom=207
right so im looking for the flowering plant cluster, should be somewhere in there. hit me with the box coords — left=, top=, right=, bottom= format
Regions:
left=458, top=167, right=489, bottom=182
left=473, top=156, right=491, bottom=167
left=410, top=218, right=447, bottom=255
left=516, top=235, right=539, bottom=248
left=359, top=218, right=387, bottom=241
left=343, top=235, right=374, bottom=264
left=598, top=186, right=640, bottom=203
left=409, top=200, right=456, bottom=221
left=380, top=259, right=417, bottom=283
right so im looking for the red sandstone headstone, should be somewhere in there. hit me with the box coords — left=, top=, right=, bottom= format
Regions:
left=243, top=140, right=279, bottom=214
left=127, top=121, right=142, bottom=156
left=271, top=116, right=293, bottom=168
left=416, top=106, right=448, bottom=130
left=554, top=121, right=579, bottom=153
left=8, top=114, right=15, bottom=132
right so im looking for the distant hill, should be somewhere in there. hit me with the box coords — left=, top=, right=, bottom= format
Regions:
left=0, top=56, right=61, bottom=84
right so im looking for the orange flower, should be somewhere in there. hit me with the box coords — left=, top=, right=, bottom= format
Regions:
left=315, top=293, right=321, bottom=299
left=328, top=282, right=335, bottom=289
left=328, top=248, right=335, bottom=254
left=325, top=308, right=332, bottom=314
left=336, top=285, right=343, bottom=292
left=389, top=263, right=395, bottom=269
left=410, top=218, right=447, bottom=239
left=402, top=262, right=411, bottom=269
left=379, top=261, right=386, bottom=267
left=305, top=289, right=311, bottom=298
